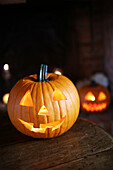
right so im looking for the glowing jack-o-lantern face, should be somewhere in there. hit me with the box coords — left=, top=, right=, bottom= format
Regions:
left=78, top=84, right=111, bottom=113
left=7, top=64, right=80, bottom=138
left=18, top=89, right=67, bottom=133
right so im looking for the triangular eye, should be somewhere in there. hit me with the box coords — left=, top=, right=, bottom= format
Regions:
left=98, top=92, right=106, bottom=101
left=53, top=89, right=67, bottom=101
left=20, top=90, right=33, bottom=106
left=85, top=92, right=95, bottom=101
left=38, top=105, right=49, bottom=115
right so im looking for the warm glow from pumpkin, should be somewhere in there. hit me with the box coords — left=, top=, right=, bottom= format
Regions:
left=85, top=92, right=95, bottom=101
left=98, top=92, right=106, bottom=101
left=53, top=89, right=67, bottom=101
left=3, top=64, right=9, bottom=71
left=91, top=96, right=95, bottom=101
left=20, top=91, right=33, bottom=106
left=82, top=102, right=107, bottom=112
left=54, top=70, right=62, bottom=75
left=18, top=115, right=66, bottom=133
left=38, top=105, right=49, bottom=115
left=79, top=83, right=111, bottom=114
left=3, top=93, right=9, bottom=104
left=40, top=115, right=66, bottom=131
left=7, top=64, right=80, bottom=138
left=54, top=68, right=62, bottom=75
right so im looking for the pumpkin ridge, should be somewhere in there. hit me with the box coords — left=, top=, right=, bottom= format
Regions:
left=7, top=80, right=22, bottom=124
left=47, top=81, right=61, bottom=120
left=58, top=100, right=65, bottom=136
left=48, top=81, right=62, bottom=137
left=49, top=81, right=67, bottom=136
left=45, top=82, right=55, bottom=138
left=20, top=84, right=30, bottom=136
left=12, top=80, right=31, bottom=123
left=19, top=82, right=35, bottom=136
left=36, top=83, right=45, bottom=130
left=41, top=82, right=48, bottom=138
left=57, top=78, right=80, bottom=113
left=30, top=83, right=38, bottom=128
left=13, top=82, right=33, bottom=135
left=27, top=83, right=36, bottom=131
left=32, top=82, right=44, bottom=138
left=54, top=79, right=80, bottom=134
left=57, top=76, right=80, bottom=108
left=52, top=81, right=69, bottom=136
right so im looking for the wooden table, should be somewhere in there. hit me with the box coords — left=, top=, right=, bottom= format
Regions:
left=0, top=111, right=113, bottom=170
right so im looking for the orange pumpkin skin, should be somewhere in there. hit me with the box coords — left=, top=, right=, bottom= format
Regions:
left=7, top=73, right=80, bottom=138
left=78, top=84, right=111, bottom=113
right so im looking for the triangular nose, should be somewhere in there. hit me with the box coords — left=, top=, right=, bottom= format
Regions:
left=38, top=105, right=49, bottom=115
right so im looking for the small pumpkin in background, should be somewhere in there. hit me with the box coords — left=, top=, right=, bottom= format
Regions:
left=7, top=64, right=80, bottom=138
left=78, top=81, right=111, bottom=113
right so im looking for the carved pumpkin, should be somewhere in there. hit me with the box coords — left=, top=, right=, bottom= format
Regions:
left=7, top=64, right=80, bottom=138
left=78, top=81, right=111, bottom=113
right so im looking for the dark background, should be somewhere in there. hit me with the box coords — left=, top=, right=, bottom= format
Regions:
left=0, top=0, right=113, bottom=97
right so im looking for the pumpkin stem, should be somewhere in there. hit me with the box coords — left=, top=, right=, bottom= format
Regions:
left=90, top=80, right=97, bottom=86
left=44, top=65, right=48, bottom=81
left=37, top=64, right=48, bottom=82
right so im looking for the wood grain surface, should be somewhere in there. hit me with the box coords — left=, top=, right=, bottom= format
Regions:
left=0, top=111, right=113, bottom=170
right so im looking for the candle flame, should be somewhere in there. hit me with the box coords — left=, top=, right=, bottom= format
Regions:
left=54, top=68, right=62, bottom=75
left=54, top=70, right=62, bottom=75
left=3, top=64, right=9, bottom=71
left=91, top=96, right=95, bottom=101
left=3, top=93, right=9, bottom=104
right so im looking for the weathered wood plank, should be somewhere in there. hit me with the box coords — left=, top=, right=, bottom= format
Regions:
left=0, top=113, right=113, bottom=169
left=47, top=149, right=113, bottom=170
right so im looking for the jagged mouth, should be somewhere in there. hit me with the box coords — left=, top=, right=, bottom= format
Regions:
left=18, top=116, right=66, bottom=133
left=82, top=102, right=107, bottom=112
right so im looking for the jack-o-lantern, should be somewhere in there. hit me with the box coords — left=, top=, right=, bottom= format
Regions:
left=78, top=81, right=111, bottom=113
left=7, top=64, right=80, bottom=138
